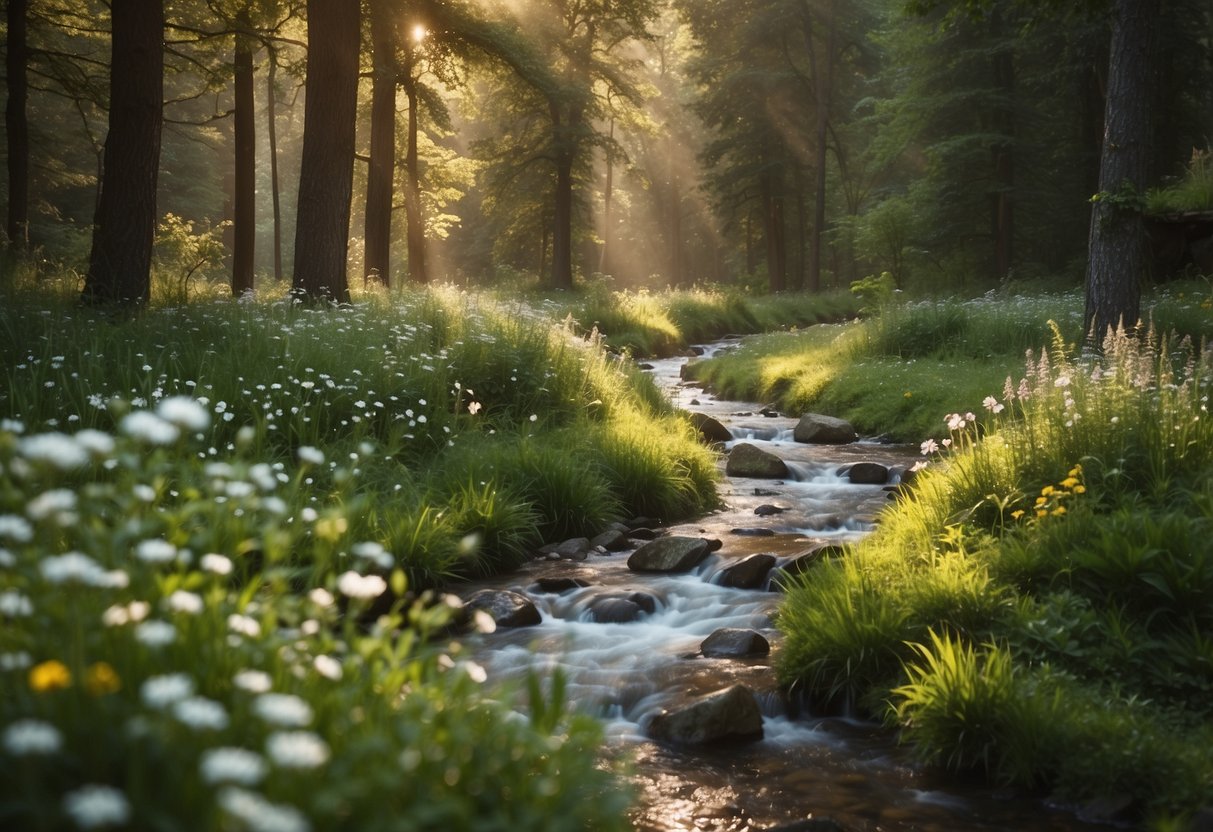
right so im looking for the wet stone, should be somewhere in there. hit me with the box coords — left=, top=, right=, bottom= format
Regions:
left=465, top=589, right=541, bottom=628
left=726, top=443, right=790, bottom=479
left=730, top=528, right=776, bottom=537
left=753, top=488, right=781, bottom=497
left=587, top=591, right=660, bottom=623
left=701, top=628, right=770, bottom=658
left=846, top=462, right=890, bottom=485
left=533, top=577, right=591, bottom=594
left=554, top=537, right=591, bottom=560
left=629, top=527, right=660, bottom=541
left=754, top=504, right=787, bottom=516
left=687, top=412, right=733, bottom=444
left=645, top=684, right=764, bottom=745
left=627, top=536, right=713, bottom=573
left=590, top=529, right=632, bottom=551
left=717, top=553, right=777, bottom=588
left=793, top=413, right=858, bottom=444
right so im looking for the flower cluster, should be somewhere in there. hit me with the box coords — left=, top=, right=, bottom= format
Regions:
left=1012, top=464, right=1086, bottom=522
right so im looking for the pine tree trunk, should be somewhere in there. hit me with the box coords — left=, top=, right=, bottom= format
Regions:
left=1084, top=0, right=1159, bottom=342
left=364, top=0, right=395, bottom=287
left=5, top=0, right=29, bottom=249
left=267, top=54, right=283, bottom=282
left=403, top=76, right=429, bottom=284
left=81, top=0, right=163, bottom=306
left=551, top=154, right=575, bottom=289
left=292, top=0, right=359, bottom=304
left=991, top=13, right=1015, bottom=282
left=232, top=19, right=256, bottom=297
left=764, top=173, right=787, bottom=292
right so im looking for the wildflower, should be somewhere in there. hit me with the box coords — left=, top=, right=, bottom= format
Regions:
left=173, top=696, right=229, bottom=731
left=903, top=391, right=913, bottom=399
left=217, top=787, right=310, bottom=832
left=945, top=413, right=966, bottom=431
left=200, top=748, right=268, bottom=786
left=26, top=489, right=79, bottom=522
left=0, top=651, right=33, bottom=671
left=120, top=411, right=180, bottom=445
left=201, top=553, right=233, bottom=575
left=297, top=446, right=324, bottom=465
left=266, top=730, right=330, bottom=769
left=167, top=590, right=204, bottom=615
left=3, top=719, right=63, bottom=755
left=141, top=673, right=195, bottom=709
left=228, top=614, right=262, bottom=639
left=1052, top=506, right=1067, bottom=516
left=468, top=401, right=482, bottom=415
left=0, top=515, right=34, bottom=543
left=351, top=541, right=393, bottom=570
left=135, top=539, right=177, bottom=564
left=62, top=784, right=131, bottom=829
left=134, top=619, right=177, bottom=647
left=74, top=429, right=115, bottom=457
left=234, top=669, right=273, bottom=693
left=982, top=396, right=1005, bottom=414
left=307, top=587, right=334, bottom=608
left=1010, top=509, right=1025, bottom=520
left=156, top=396, right=210, bottom=431
left=29, top=660, right=72, bottom=692
left=336, top=570, right=387, bottom=600
left=313, top=655, right=342, bottom=681
left=19, top=433, right=89, bottom=469
left=1054, top=375, right=1071, bottom=388
left=84, top=663, right=121, bottom=696
left=919, top=439, right=939, bottom=455
left=1074, top=485, right=1087, bottom=494
left=252, top=693, right=313, bottom=727
left=529, top=414, right=538, bottom=423
left=0, top=590, right=33, bottom=617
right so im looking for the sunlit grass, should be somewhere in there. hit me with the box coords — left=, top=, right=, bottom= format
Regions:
left=777, top=315, right=1213, bottom=821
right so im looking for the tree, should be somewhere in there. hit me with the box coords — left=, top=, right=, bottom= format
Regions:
left=1084, top=0, right=1159, bottom=340
left=6, top=0, right=30, bottom=249
left=232, top=7, right=256, bottom=296
left=363, top=0, right=398, bottom=286
left=80, top=0, right=164, bottom=306
left=291, top=0, right=359, bottom=303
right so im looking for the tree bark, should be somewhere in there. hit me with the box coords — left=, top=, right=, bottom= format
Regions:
left=267, top=53, right=283, bottom=282
left=232, top=14, right=256, bottom=297
left=991, top=12, right=1015, bottom=282
left=763, top=172, right=788, bottom=292
left=81, top=0, right=164, bottom=306
left=364, top=0, right=396, bottom=287
left=5, top=0, right=30, bottom=249
left=292, top=0, right=360, bottom=304
left=1084, top=0, right=1159, bottom=342
left=403, top=72, right=429, bottom=284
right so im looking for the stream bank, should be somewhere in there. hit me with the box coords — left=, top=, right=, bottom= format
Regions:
left=460, top=339, right=1116, bottom=832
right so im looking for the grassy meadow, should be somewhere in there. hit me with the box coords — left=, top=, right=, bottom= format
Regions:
left=678, top=283, right=1213, bottom=827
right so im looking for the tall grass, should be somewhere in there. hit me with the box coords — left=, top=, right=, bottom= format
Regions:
left=777, top=319, right=1213, bottom=820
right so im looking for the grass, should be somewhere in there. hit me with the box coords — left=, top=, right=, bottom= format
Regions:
left=0, top=274, right=744, bottom=831
left=776, top=309, right=1213, bottom=825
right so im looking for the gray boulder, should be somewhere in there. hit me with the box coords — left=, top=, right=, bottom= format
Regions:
left=687, top=412, right=733, bottom=444
left=701, top=628, right=770, bottom=658
left=587, top=591, right=660, bottom=623
left=726, top=443, right=789, bottom=478
left=590, top=529, right=631, bottom=551
left=628, top=536, right=712, bottom=573
left=845, top=462, right=890, bottom=484
left=717, top=553, right=777, bottom=588
left=645, top=684, right=764, bottom=745
left=465, top=589, right=541, bottom=628
left=793, top=413, right=858, bottom=444
left=554, top=537, right=591, bottom=560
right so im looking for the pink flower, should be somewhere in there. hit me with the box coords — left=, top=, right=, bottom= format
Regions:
left=982, top=396, right=1005, bottom=414
left=920, top=438, right=939, bottom=455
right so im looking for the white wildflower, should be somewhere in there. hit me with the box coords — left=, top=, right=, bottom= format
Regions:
left=74, top=429, right=115, bottom=457
left=135, top=539, right=177, bottom=564
left=156, top=396, right=210, bottom=432
left=40, top=552, right=113, bottom=587
left=336, top=570, right=386, bottom=600
left=26, top=489, right=78, bottom=521
left=228, top=614, right=262, bottom=639
left=19, top=433, right=89, bottom=469
left=217, top=787, right=311, bottom=832
left=172, top=696, right=229, bottom=731
left=0, top=515, right=33, bottom=543
left=350, top=541, right=393, bottom=570
left=140, top=673, right=195, bottom=709
left=200, top=748, right=268, bottom=786
left=307, top=587, right=334, bottom=608
left=297, top=446, right=324, bottom=465
left=312, top=655, right=342, bottom=681
left=0, top=651, right=33, bottom=671
left=121, top=411, right=179, bottom=445
left=252, top=693, right=313, bottom=727
left=0, top=590, right=33, bottom=617
left=265, top=731, right=329, bottom=769
left=919, top=438, right=939, bottom=455
left=166, top=590, right=204, bottom=615
left=2, top=719, right=63, bottom=755
left=134, top=619, right=176, bottom=647
left=62, top=784, right=131, bottom=829
left=201, top=553, right=233, bottom=575
left=233, top=669, right=273, bottom=693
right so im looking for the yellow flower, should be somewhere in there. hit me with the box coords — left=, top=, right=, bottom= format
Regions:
left=1060, top=477, right=1079, bottom=489
left=84, top=662, right=121, bottom=696
left=904, top=391, right=913, bottom=399
left=29, top=660, right=72, bottom=693
left=1010, top=509, right=1025, bottom=520
left=1052, top=506, right=1067, bottom=516
left=1035, top=496, right=1048, bottom=506
left=1036, top=509, right=1048, bottom=518
left=1068, top=465, right=1083, bottom=477
left=1040, top=485, right=1055, bottom=497
left=1074, top=485, right=1086, bottom=494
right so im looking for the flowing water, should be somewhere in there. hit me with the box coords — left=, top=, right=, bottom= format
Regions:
left=463, top=341, right=1116, bottom=832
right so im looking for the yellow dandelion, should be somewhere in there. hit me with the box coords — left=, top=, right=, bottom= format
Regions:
left=84, top=662, right=121, bottom=696
left=1010, top=509, right=1025, bottom=520
left=1052, top=506, right=1067, bottom=516
left=29, top=660, right=72, bottom=693
left=1036, top=509, right=1048, bottom=518
left=1068, top=465, right=1083, bottom=477
left=1074, top=485, right=1086, bottom=494
left=1060, top=477, right=1079, bottom=489
left=904, top=391, right=913, bottom=399
left=1035, top=496, right=1048, bottom=506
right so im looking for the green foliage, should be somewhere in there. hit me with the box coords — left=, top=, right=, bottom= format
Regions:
left=1147, top=148, right=1213, bottom=214
left=849, top=271, right=897, bottom=314
left=776, top=294, right=1213, bottom=817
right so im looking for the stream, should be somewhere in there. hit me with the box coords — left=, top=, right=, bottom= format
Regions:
left=462, top=339, right=1115, bottom=832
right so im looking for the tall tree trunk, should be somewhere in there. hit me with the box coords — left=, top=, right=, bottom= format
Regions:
left=803, top=0, right=835, bottom=294
left=364, top=0, right=395, bottom=287
left=81, top=0, right=164, bottom=306
left=991, top=13, right=1015, bottom=282
left=403, top=74, right=429, bottom=284
left=232, top=15, right=256, bottom=297
left=267, top=54, right=283, bottom=282
left=763, top=173, right=787, bottom=292
left=1084, top=0, right=1159, bottom=342
left=292, top=0, right=360, bottom=304
left=598, top=119, right=614, bottom=276
left=551, top=151, right=575, bottom=289
left=6, top=0, right=29, bottom=249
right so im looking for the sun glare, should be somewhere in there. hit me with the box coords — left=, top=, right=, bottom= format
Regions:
left=411, top=24, right=427, bottom=43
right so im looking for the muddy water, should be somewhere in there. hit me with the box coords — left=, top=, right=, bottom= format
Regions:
left=463, top=341, right=1113, bottom=832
